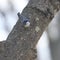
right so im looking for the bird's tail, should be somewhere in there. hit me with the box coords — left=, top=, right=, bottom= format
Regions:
left=17, top=12, right=21, bottom=19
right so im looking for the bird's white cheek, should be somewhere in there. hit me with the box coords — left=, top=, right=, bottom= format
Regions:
left=24, top=22, right=30, bottom=28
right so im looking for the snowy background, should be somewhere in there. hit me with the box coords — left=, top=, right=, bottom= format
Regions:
left=0, top=0, right=60, bottom=60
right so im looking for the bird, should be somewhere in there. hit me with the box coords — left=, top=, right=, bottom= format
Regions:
left=17, top=12, right=30, bottom=28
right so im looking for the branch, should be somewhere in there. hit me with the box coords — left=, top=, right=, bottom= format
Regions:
left=0, top=0, right=60, bottom=60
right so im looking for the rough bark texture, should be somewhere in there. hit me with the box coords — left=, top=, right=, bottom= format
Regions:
left=0, top=0, right=60, bottom=60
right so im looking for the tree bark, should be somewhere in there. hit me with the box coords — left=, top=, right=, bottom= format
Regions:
left=0, top=0, right=60, bottom=60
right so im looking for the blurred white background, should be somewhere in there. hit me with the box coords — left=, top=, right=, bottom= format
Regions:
left=0, top=0, right=29, bottom=41
left=0, top=0, right=60, bottom=60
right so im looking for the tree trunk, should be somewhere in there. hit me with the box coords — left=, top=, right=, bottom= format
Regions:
left=0, top=0, right=60, bottom=60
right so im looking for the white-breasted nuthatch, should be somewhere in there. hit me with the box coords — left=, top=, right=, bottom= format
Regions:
left=17, top=12, right=30, bottom=28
